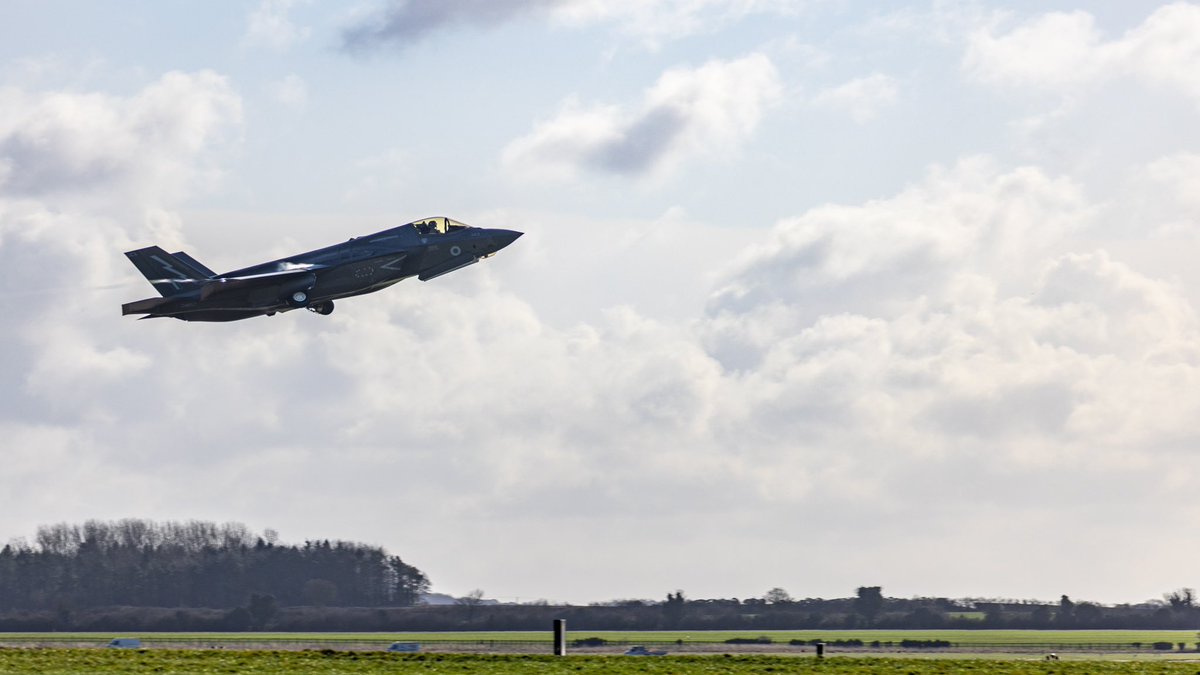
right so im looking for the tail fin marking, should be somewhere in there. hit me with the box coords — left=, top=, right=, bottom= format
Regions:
left=171, top=251, right=216, bottom=279
left=125, top=246, right=211, bottom=297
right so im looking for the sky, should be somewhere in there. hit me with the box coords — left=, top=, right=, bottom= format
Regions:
left=1, top=0, right=1198, bottom=606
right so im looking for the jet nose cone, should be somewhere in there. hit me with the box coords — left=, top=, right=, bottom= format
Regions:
left=493, top=229, right=523, bottom=250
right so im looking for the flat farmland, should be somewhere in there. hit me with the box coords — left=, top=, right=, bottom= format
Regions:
left=1, top=629, right=1197, bottom=651
left=0, top=651, right=1199, bottom=675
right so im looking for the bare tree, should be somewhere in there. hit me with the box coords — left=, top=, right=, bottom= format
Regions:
left=1165, top=588, right=1195, bottom=611
left=457, top=589, right=486, bottom=621
left=764, top=587, right=793, bottom=604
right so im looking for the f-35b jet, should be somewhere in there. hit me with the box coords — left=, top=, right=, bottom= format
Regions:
left=123, top=216, right=522, bottom=322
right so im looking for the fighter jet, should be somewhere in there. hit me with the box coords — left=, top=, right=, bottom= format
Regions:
left=122, top=216, right=521, bottom=322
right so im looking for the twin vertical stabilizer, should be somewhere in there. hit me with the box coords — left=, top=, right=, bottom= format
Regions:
left=124, top=247, right=213, bottom=297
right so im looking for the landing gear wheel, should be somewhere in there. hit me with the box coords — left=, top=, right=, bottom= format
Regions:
left=286, top=290, right=308, bottom=308
left=308, top=300, right=334, bottom=316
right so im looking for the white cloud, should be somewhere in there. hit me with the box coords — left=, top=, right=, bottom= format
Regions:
left=244, top=0, right=311, bottom=51
left=963, top=10, right=1108, bottom=89
left=811, top=73, right=899, bottom=123
left=707, top=158, right=1090, bottom=326
left=0, top=71, right=242, bottom=203
left=0, top=71, right=244, bottom=460
left=1137, top=153, right=1200, bottom=234
left=5, top=145, right=1200, bottom=601
left=502, top=53, right=781, bottom=179
left=1120, top=2, right=1200, bottom=101
left=1088, top=152, right=1200, bottom=242
left=23, top=320, right=151, bottom=399
left=702, top=157, right=1200, bottom=480
left=5, top=4, right=1200, bottom=604
left=964, top=3, right=1200, bottom=105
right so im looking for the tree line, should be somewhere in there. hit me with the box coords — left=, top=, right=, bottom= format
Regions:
left=2, top=588, right=1195, bottom=632
left=0, top=519, right=429, bottom=615
left=1, top=520, right=1195, bottom=632
left=595, top=586, right=1200, bottom=631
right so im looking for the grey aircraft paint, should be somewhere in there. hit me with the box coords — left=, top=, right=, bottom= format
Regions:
left=122, top=216, right=522, bottom=322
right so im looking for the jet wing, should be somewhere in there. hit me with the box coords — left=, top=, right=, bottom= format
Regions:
left=199, top=265, right=323, bottom=300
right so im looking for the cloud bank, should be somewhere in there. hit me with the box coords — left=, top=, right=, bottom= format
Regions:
left=964, top=3, right=1200, bottom=104
left=0, top=71, right=241, bottom=203
left=705, top=158, right=1200, bottom=464
left=4, top=3, right=1200, bottom=603
left=4, top=69, right=1197, bottom=595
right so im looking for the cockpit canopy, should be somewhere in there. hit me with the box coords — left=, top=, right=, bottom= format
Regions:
left=411, top=217, right=470, bottom=235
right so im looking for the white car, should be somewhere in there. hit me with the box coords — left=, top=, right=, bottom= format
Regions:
left=625, top=645, right=667, bottom=656
left=106, top=638, right=142, bottom=649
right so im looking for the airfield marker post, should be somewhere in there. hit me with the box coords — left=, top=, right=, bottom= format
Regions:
left=553, top=619, right=566, bottom=656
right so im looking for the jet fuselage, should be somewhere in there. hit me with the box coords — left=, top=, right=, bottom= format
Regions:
left=122, top=217, right=521, bottom=322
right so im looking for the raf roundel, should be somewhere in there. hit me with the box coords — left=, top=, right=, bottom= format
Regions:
left=450, top=246, right=461, bottom=256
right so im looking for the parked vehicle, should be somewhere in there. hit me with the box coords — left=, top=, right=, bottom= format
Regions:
left=106, top=638, right=142, bottom=649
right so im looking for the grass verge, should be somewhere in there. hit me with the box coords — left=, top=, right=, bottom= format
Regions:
left=1, top=651, right=1199, bottom=675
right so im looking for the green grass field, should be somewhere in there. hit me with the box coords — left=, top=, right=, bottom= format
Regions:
left=2, top=629, right=1196, bottom=648
left=0, top=651, right=1199, bottom=675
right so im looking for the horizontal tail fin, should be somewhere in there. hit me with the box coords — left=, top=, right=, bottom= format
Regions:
left=124, top=246, right=211, bottom=297
left=122, top=296, right=169, bottom=316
